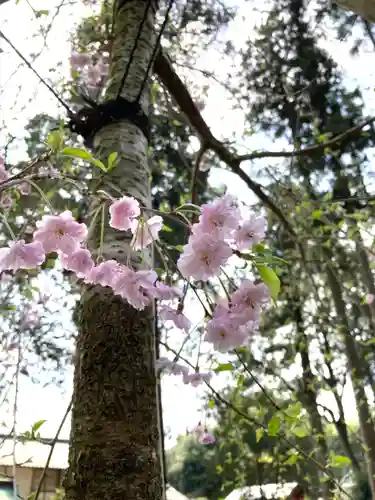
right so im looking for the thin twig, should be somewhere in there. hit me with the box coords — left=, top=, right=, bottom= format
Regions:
left=0, top=30, right=72, bottom=115
left=161, top=344, right=352, bottom=499
left=33, top=399, right=72, bottom=500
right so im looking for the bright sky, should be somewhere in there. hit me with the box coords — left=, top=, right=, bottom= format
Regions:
left=0, top=0, right=373, bottom=460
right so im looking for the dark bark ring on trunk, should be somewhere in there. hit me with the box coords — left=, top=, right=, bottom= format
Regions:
left=68, top=97, right=150, bottom=147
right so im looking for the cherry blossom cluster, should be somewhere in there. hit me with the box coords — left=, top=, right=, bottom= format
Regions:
left=177, top=194, right=266, bottom=280
left=366, top=293, right=374, bottom=305
left=109, top=195, right=164, bottom=250
left=70, top=52, right=109, bottom=88
left=177, top=195, right=269, bottom=352
left=155, top=356, right=213, bottom=387
left=0, top=207, right=179, bottom=311
left=192, top=422, right=216, bottom=445
left=0, top=192, right=270, bottom=387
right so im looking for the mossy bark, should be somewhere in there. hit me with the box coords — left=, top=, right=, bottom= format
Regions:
left=65, top=1, right=163, bottom=499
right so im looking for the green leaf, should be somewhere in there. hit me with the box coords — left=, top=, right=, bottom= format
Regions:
left=286, top=402, right=301, bottom=419
left=328, top=454, right=351, bottom=468
left=312, top=209, right=322, bottom=220
left=32, top=419, right=46, bottom=434
left=35, top=9, right=49, bottom=16
left=61, top=147, right=92, bottom=160
left=208, top=400, right=215, bottom=409
left=90, top=158, right=107, bottom=171
left=162, top=225, right=173, bottom=232
left=256, top=264, right=280, bottom=300
left=46, top=130, right=64, bottom=151
left=107, top=152, right=118, bottom=172
left=291, top=425, right=309, bottom=438
left=267, top=415, right=281, bottom=436
left=284, top=455, right=298, bottom=465
left=175, top=245, right=184, bottom=252
left=256, top=428, right=264, bottom=443
left=151, top=83, right=159, bottom=105
left=252, top=243, right=266, bottom=253
left=42, top=257, right=57, bottom=270
left=214, top=363, right=233, bottom=373
left=253, top=255, right=288, bottom=266
left=5, top=305, right=16, bottom=310
left=258, top=453, right=273, bottom=463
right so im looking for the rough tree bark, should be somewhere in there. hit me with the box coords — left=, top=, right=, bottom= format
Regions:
left=335, top=0, right=375, bottom=23
left=65, top=1, right=164, bottom=499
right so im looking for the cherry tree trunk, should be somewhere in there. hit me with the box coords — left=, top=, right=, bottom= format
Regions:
left=65, top=1, right=164, bottom=499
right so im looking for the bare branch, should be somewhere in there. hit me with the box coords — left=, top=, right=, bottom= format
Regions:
left=154, top=49, right=297, bottom=237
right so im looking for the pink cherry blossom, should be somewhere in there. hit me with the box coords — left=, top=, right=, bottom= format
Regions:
left=113, top=268, right=157, bottom=310
left=150, top=282, right=182, bottom=300
left=155, top=357, right=173, bottom=371
left=18, top=182, right=31, bottom=196
left=70, top=51, right=92, bottom=71
left=86, top=64, right=104, bottom=87
left=177, top=233, right=232, bottom=280
left=109, top=196, right=141, bottom=231
left=0, top=240, right=45, bottom=272
left=199, top=431, right=216, bottom=445
left=230, top=280, right=269, bottom=325
left=20, top=305, right=40, bottom=330
left=60, top=248, right=94, bottom=278
left=192, top=423, right=204, bottom=438
left=159, top=305, right=191, bottom=332
left=193, top=195, right=241, bottom=238
left=155, top=357, right=189, bottom=376
left=205, top=300, right=259, bottom=350
left=238, top=319, right=260, bottom=336
left=204, top=315, right=248, bottom=352
left=183, top=371, right=213, bottom=387
left=0, top=193, right=12, bottom=208
left=366, top=294, right=375, bottom=305
left=211, top=300, right=230, bottom=319
left=85, top=260, right=123, bottom=288
left=234, top=215, right=266, bottom=251
left=0, top=157, right=8, bottom=182
left=131, top=215, right=163, bottom=249
left=33, top=211, right=87, bottom=254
